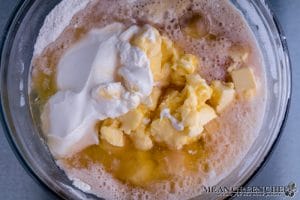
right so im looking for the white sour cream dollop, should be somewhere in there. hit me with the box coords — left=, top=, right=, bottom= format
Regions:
left=42, top=23, right=155, bottom=158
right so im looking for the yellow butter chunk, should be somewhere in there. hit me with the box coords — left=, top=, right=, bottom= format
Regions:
left=210, top=81, right=235, bottom=113
left=151, top=118, right=189, bottom=150
left=227, top=44, right=249, bottom=72
left=180, top=76, right=213, bottom=126
left=130, top=125, right=153, bottom=151
left=182, top=105, right=216, bottom=137
left=171, top=54, right=198, bottom=86
left=159, top=90, right=185, bottom=113
left=100, top=126, right=125, bottom=147
left=119, top=109, right=144, bottom=134
left=161, top=36, right=180, bottom=64
left=176, top=54, right=198, bottom=74
left=197, top=105, right=217, bottom=125
left=185, top=74, right=212, bottom=103
left=158, top=36, right=181, bottom=85
left=181, top=109, right=204, bottom=137
left=181, top=108, right=199, bottom=127
left=145, top=87, right=162, bottom=111
left=131, top=26, right=163, bottom=81
left=150, top=74, right=216, bottom=148
left=101, top=118, right=120, bottom=128
left=231, top=67, right=256, bottom=97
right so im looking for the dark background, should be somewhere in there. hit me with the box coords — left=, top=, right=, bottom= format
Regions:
left=0, top=0, right=299, bottom=199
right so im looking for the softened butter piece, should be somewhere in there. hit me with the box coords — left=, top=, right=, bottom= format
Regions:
left=227, top=44, right=249, bottom=73
left=181, top=107, right=198, bottom=127
left=161, top=36, right=180, bottom=64
left=131, top=26, right=163, bottom=81
left=181, top=104, right=216, bottom=137
left=181, top=77, right=209, bottom=125
left=146, top=87, right=162, bottom=111
left=197, top=104, right=217, bottom=125
left=186, top=74, right=212, bottom=103
left=154, top=73, right=215, bottom=142
left=171, top=54, right=198, bottom=86
left=130, top=125, right=153, bottom=151
left=230, top=67, right=256, bottom=97
left=175, top=54, right=197, bottom=74
left=150, top=118, right=189, bottom=150
left=157, top=37, right=180, bottom=86
left=158, top=62, right=172, bottom=86
left=210, top=81, right=235, bottom=113
left=100, top=126, right=125, bottom=147
left=151, top=73, right=216, bottom=147
left=101, top=118, right=120, bottom=128
left=159, top=90, right=185, bottom=113
left=179, top=81, right=217, bottom=137
left=181, top=108, right=204, bottom=137
left=119, top=109, right=144, bottom=134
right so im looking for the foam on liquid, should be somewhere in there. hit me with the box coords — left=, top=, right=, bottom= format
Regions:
left=31, top=0, right=266, bottom=199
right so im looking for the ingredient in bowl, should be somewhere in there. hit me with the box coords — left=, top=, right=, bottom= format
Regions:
left=42, top=23, right=155, bottom=158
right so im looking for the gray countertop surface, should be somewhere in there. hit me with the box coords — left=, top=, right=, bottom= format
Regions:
left=0, top=0, right=299, bottom=199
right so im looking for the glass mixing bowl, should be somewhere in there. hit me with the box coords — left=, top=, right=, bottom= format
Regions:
left=0, top=0, right=291, bottom=199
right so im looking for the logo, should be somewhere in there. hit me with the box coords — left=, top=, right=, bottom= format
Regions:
left=202, top=182, right=297, bottom=198
left=285, top=182, right=297, bottom=197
